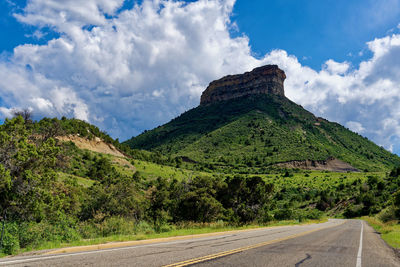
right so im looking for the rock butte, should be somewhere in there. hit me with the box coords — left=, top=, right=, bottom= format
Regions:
left=200, top=65, right=286, bottom=105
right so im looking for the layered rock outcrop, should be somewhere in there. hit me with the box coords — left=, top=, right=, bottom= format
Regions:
left=200, top=65, right=286, bottom=105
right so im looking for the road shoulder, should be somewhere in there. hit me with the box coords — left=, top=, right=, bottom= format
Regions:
left=362, top=220, right=400, bottom=266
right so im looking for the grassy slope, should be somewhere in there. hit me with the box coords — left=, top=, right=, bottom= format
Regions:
left=58, top=172, right=95, bottom=188
left=61, top=145, right=384, bottom=217
left=125, top=95, right=400, bottom=171
left=260, top=171, right=376, bottom=191
left=133, top=160, right=208, bottom=180
left=85, top=148, right=392, bottom=220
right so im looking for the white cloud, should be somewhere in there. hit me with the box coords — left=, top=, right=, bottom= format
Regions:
left=14, top=0, right=124, bottom=29
left=346, top=121, right=365, bottom=133
left=0, top=0, right=400, bottom=154
left=31, top=97, right=53, bottom=112
left=0, top=107, right=13, bottom=118
left=323, top=59, right=350, bottom=75
left=1, top=0, right=257, bottom=138
left=261, top=34, right=400, bottom=151
left=24, top=30, right=45, bottom=39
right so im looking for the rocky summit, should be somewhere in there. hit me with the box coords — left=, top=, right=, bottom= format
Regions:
left=200, top=65, right=286, bottom=105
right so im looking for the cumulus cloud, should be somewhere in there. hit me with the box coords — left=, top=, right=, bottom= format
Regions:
left=323, top=59, right=350, bottom=75
left=0, top=0, right=400, bottom=153
left=346, top=121, right=365, bottom=133
left=14, top=0, right=124, bottom=29
left=261, top=34, right=400, bottom=151
left=2, top=0, right=257, bottom=137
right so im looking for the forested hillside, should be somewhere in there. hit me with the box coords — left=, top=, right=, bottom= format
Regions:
left=125, top=95, right=400, bottom=172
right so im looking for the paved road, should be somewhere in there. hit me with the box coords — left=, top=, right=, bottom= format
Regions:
left=0, top=219, right=398, bottom=267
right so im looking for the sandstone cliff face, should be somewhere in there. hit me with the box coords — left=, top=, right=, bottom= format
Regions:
left=200, top=65, right=286, bottom=105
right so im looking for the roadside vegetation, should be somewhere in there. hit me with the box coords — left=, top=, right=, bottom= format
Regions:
left=1, top=116, right=400, bottom=256
left=361, top=168, right=400, bottom=249
left=363, top=217, right=400, bottom=249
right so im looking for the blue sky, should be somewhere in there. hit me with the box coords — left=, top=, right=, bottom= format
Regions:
left=233, top=0, right=400, bottom=68
left=2, top=0, right=399, bottom=68
left=0, top=0, right=400, bottom=154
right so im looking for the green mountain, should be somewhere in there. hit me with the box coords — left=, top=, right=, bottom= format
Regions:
left=125, top=66, right=400, bottom=172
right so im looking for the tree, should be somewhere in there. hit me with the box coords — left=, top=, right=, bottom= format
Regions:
left=220, top=175, right=274, bottom=222
left=12, top=109, right=32, bottom=124
left=176, top=176, right=225, bottom=222
left=390, top=166, right=400, bottom=178
left=0, top=117, right=62, bottom=221
left=148, top=177, right=171, bottom=231
left=393, top=191, right=400, bottom=219
left=35, top=118, right=64, bottom=140
left=80, top=162, right=146, bottom=221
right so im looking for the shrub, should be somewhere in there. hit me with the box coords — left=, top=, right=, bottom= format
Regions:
left=378, top=207, right=397, bottom=223
left=134, top=221, right=154, bottom=235
left=343, top=205, right=363, bottom=218
left=77, top=221, right=99, bottom=239
left=303, top=209, right=323, bottom=220
left=19, top=218, right=80, bottom=249
left=0, top=222, right=20, bottom=255
left=274, top=206, right=294, bottom=220
left=79, top=217, right=145, bottom=238
left=99, top=217, right=136, bottom=236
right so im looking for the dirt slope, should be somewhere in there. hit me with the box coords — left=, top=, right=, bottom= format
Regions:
left=275, top=158, right=359, bottom=172
left=57, top=135, right=125, bottom=158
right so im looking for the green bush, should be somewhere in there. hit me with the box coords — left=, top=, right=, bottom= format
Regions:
left=303, top=209, right=323, bottom=220
left=134, top=221, right=155, bottom=235
left=378, top=207, right=397, bottom=223
left=258, top=210, right=274, bottom=223
left=0, top=222, right=20, bottom=255
left=77, top=221, right=99, bottom=239
left=274, top=207, right=294, bottom=220
left=79, top=217, right=145, bottom=238
left=98, top=217, right=136, bottom=236
left=343, top=205, right=363, bottom=218
left=19, top=218, right=80, bottom=249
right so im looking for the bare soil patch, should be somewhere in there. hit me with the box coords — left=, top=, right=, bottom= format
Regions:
left=275, top=157, right=359, bottom=172
left=57, top=135, right=125, bottom=158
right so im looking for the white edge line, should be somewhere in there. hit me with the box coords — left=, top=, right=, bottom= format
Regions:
left=356, top=220, right=364, bottom=267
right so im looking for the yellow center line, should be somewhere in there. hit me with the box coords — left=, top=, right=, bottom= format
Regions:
left=163, top=221, right=345, bottom=267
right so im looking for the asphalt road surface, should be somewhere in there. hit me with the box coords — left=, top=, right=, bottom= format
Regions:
left=1, top=219, right=399, bottom=267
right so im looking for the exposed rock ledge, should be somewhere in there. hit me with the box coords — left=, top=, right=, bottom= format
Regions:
left=200, top=65, right=286, bottom=105
left=275, top=158, right=359, bottom=172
